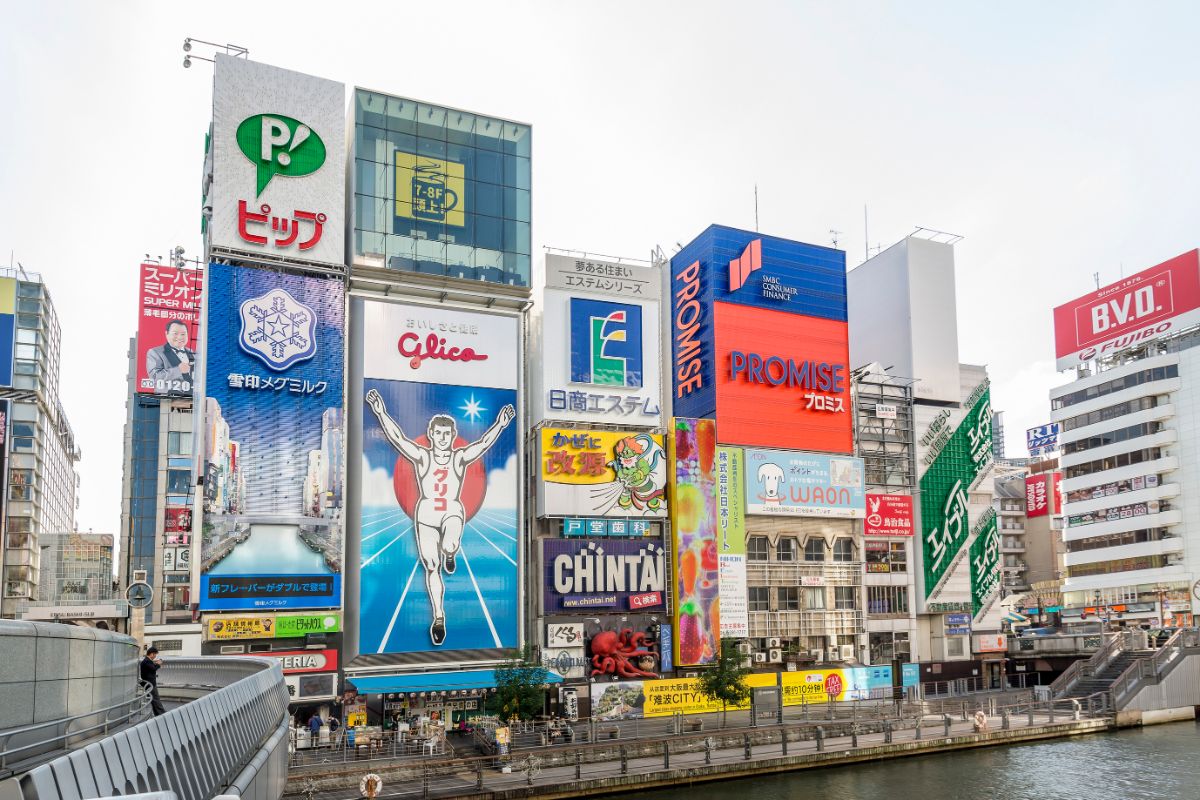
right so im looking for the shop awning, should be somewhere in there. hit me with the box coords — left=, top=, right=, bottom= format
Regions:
left=347, top=669, right=562, bottom=694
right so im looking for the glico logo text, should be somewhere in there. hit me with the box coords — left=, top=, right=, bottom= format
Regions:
left=398, top=332, right=489, bottom=370
left=729, top=351, right=845, bottom=392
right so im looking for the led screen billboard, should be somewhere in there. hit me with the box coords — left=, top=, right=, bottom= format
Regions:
left=356, top=300, right=520, bottom=658
left=1053, top=249, right=1200, bottom=370
left=537, top=428, right=667, bottom=518
left=743, top=449, right=865, bottom=518
left=668, top=417, right=719, bottom=666
left=199, top=263, right=344, bottom=610
left=136, top=263, right=202, bottom=397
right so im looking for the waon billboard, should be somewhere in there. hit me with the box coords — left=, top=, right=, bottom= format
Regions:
left=670, top=225, right=850, bottom=453
left=1053, top=249, right=1200, bottom=371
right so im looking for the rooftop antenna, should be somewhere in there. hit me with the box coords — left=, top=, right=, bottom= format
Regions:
left=830, top=229, right=842, bottom=249
left=1094, top=272, right=1100, bottom=289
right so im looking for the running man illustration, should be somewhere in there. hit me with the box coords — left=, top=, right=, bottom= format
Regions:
left=365, top=388, right=515, bottom=646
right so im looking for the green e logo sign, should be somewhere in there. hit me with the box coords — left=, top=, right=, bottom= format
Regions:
left=237, top=114, right=326, bottom=196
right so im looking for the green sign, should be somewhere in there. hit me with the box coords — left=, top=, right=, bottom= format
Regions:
left=275, top=613, right=340, bottom=638
left=717, top=447, right=745, bottom=554
left=969, top=509, right=1000, bottom=616
left=920, top=384, right=993, bottom=599
left=236, top=114, right=326, bottom=195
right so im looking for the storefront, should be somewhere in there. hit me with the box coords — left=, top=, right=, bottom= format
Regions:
left=347, top=669, right=563, bottom=730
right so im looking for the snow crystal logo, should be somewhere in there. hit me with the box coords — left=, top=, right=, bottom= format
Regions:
left=237, top=287, right=318, bottom=371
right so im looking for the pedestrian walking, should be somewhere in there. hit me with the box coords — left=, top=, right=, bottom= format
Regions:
left=140, top=646, right=165, bottom=716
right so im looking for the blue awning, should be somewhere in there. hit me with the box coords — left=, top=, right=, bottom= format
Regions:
left=348, top=669, right=562, bottom=694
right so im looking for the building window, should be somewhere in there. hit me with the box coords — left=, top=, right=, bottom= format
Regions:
left=947, top=637, right=965, bottom=657
left=166, top=470, right=191, bottom=495
left=777, top=537, right=798, bottom=562
left=1052, top=365, right=1178, bottom=410
left=167, top=431, right=192, bottom=456
left=804, top=587, right=825, bottom=610
left=748, top=586, right=770, bottom=612
left=867, top=586, right=909, bottom=615
left=1063, top=448, right=1162, bottom=480
left=1061, top=396, right=1158, bottom=432
left=777, top=586, right=800, bottom=611
left=1066, top=554, right=1168, bottom=578
left=804, top=539, right=827, bottom=562
left=833, top=538, right=855, bottom=562
left=747, top=536, right=769, bottom=562
left=1062, top=422, right=1162, bottom=455
left=835, top=586, right=858, bottom=610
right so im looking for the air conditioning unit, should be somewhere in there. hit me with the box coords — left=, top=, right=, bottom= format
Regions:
left=740, top=657, right=753, bottom=669
left=132, top=570, right=148, bottom=582
left=840, top=644, right=855, bottom=661
left=736, top=641, right=753, bottom=656
left=827, top=647, right=840, bottom=662
left=767, top=637, right=782, bottom=648
left=685, top=672, right=698, bottom=678
left=809, top=648, right=825, bottom=662
left=768, top=648, right=783, bottom=663
left=753, top=652, right=768, bottom=664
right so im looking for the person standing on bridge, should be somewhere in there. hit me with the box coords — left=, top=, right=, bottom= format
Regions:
left=140, top=646, right=165, bottom=716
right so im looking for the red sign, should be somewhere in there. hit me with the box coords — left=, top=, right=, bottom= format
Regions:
left=1051, top=472, right=1062, bottom=514
left=1026, top=475, right=1050, bottom=518
left=864, top=493, right=914, bottom=536
left=164, top=507, right=193, bottom=532
left=1053, top=250, right=1200, bottom=370
left=629, top=592, right=663, bottom=609
left=136, top=263, right=202, bottom=397
left=263, top=649, right=338, bottom=674
left=824, top=672, right=843, bottom=697
left=712, top=302, right=852, bottom=453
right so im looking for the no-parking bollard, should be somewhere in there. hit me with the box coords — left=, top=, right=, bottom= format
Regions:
left=620, top=746, right=628, bottom=774
left=1001, top=710, right=1010, bottom=731
left=705, top=737, right=714, bottom=764
left=575, top=751, right=581, bottom=780
left=884, top=720, right=893, bottom=744
left=815, top=726, right=825, bottom=751
left=943, top=714, right=952, bottom=737
left=961, top=701, right=968, bottom=721
left=744, top=733, right=752, bottom=760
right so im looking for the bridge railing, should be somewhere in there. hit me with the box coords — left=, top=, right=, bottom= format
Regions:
left=3, top=657, right=290, bottom=800
left=1110, top=627, right=1200, bottom=709
left=1050, top=631, right=1130, bottom=697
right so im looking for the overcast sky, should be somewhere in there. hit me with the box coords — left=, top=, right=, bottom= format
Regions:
left=3, top=1, right=1200, bottom=535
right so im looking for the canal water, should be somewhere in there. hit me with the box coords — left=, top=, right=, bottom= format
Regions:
left=650, top=720, right=1200, bottom=800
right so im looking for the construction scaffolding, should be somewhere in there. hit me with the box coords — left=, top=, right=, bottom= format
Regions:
left=852, top=367, right=917, bottom=493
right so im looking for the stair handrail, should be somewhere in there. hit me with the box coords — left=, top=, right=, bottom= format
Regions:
left=1050, top=630, right=1127, bottom=697
left=1110, top=627, right=1200, bottom=708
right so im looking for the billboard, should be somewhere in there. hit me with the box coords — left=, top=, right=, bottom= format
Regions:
left=537, top=428, right=667, bottom=518
left=200, top=263, right=344, bottom=610
left=919, top=383, right=993, bottom=600
left=669, top=418, right=719, bottom=666
left=0, top=278, right=14, bottom=388
left=743, top=449, right=865, bottom=518
left=541, top=539, right=666, bottom=613
left=670, top=225, right=851, bottom=453
left=1053, top=249, right=1200, bottom=370
left=1026, top=474, right=1051, bottom=517
left=716, top=447, right=748, bottom=638
left=1026, top=423, right=1059, bottom=457
left=969, top=511, right=1000, bottom=617
left=864, top=493, right=914, bottom=536
left=209, top=55, right=346, bottom=268
left=537, top=256, right=662, bottom=427
left=136, top=263, right=203, bottom=397
left=357, top=300, right=519, bottom=657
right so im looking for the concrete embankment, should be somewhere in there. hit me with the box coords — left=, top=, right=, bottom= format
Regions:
left=286, top=716, right=1112, bottom=800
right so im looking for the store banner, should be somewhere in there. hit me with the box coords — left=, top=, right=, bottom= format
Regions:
left=969, top=511, right=1000, bottom=617
left=716, top=447, right=748, bottom=638
left=537, top=428, right=667, bottom=518
left=206, top=617, right=276, bottom=640
left=864, top=493, right=914, bottom=536
left=357, top=300, right=520, bottom=658
left=199, top=263, right=345, bottom=611
left=1025, top=423, right=1059, bottom=456
left=1025, top=474, right=1050, bottom=518
left=136, top=263, right=203, bottom=397
left=669, top=418, right=719, bottom=666
left=275, top=613, right=341, bottom=638
left=546, top=622, right=586, bottom=648
left=542, top=539, right=666, bottom=613
left=743, top=449, right=865, bottom=518
left=920, top=383, right=993, bottom=600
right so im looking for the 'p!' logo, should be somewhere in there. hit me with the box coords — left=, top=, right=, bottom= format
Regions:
left=236, top=114, right=326, bottom=196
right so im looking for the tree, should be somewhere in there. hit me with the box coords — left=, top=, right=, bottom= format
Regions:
left=487, top=645, right=551, bottom=722
left=696, top=639, right=751, bottom=727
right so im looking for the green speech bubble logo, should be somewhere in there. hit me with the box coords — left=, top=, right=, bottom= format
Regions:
left=236, top=114, right=326, bottom=196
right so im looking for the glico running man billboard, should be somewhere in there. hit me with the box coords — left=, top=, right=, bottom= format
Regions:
left=136, top=263, right=203, bottom=397
left=356, top=300, right=519, bottom=658
left=200, top=263, right=345, bottom=610
left=670, top=225, right=850, bottom=453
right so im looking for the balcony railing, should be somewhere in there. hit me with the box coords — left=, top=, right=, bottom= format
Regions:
left=748, top=609, right=864, bottom=638
left=745, top=561, right=863, bottom=587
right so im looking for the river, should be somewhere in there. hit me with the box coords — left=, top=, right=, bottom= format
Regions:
left=648, top=720, right=1200, bottom=800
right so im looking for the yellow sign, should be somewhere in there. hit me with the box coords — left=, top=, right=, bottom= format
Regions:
left=639, top=674, right=776, bottom=717
left=206, top=617, right=274, bottom=640
left=540, top=428, right=667, bottom=517
left=394, top=151, right=465, bottom=228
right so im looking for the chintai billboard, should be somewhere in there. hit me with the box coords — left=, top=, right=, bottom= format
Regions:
left=542, top=539, right=666, bottom=613
left=199, top=263, right=344, bottom=611
left=355, top=299, right=520, bottom=660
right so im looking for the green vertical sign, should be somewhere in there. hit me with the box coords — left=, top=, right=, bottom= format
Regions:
left=970, top=510, right=1000, bottom=616
left=920, top=384, right=993, bottom=599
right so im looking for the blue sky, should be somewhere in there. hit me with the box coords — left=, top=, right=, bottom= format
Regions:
left=4, top=1, right=1200, bottom=531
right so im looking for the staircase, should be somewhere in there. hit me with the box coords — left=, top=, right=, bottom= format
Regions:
left=1058, top=649, right=1153, bottom=699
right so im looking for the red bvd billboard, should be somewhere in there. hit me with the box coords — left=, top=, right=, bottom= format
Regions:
left=136, top=264, right=202, bottom=397
left=712, top=302, right=852, bottom=453
left=864, top=493, right=913, bottom=536
left=1053, top=250, right=1200, bottom=371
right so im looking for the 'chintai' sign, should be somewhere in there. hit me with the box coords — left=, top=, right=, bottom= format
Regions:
left=542, top=539, right=666, bottom=613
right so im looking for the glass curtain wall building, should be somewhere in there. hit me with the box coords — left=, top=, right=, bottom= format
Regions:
left=351, top=90, right=532, bottom=287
